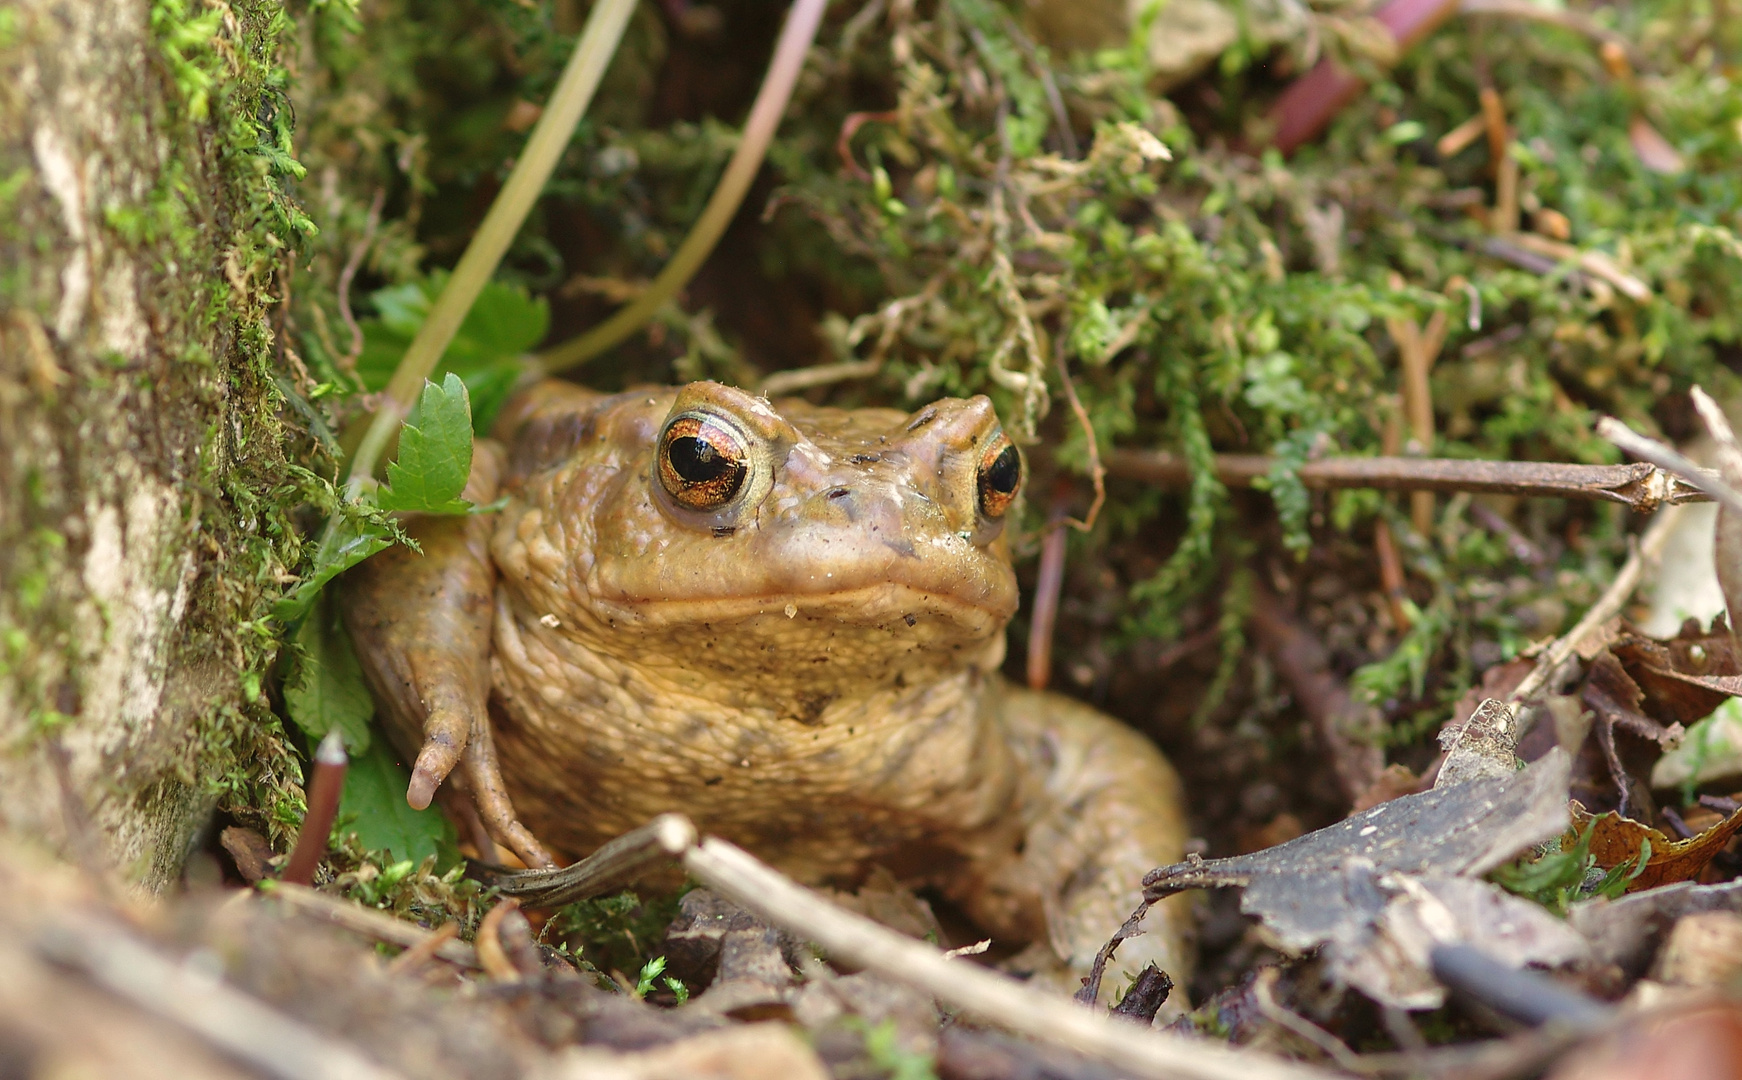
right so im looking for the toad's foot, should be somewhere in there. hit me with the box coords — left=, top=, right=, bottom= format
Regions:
left=341, top=442, right=556, bottom=870
left=962, top=684, right=1194, bottom=1013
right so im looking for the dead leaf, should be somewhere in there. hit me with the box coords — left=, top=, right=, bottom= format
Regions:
left=1570, top=803, right=1742, bottom=891
left=1143, top=749, right=1571, bottom=950
left=1329, top=874, right=1589, bottom=1010
left=1612, top=624, right=1742, bottom=725
left=1436, top=697, right=1520, bottom=787
left=1570, top=878, right=1742, bottom=975
left=1083, top=750, right=1575, bottom=1005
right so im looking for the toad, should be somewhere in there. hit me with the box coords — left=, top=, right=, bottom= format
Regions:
left=342, top=380, right=1191, bottom=996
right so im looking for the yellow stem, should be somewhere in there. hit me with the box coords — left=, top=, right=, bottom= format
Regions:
left=536, top=0, right=829, bottom=375
left=345, top=0, right=638, bottom=489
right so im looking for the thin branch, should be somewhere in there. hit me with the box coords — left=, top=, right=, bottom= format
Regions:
left=37, top=915, right=406, bottom=1080
left=1105, top=449, right=1708, bottom=511
left=759, top=358, right=882, bottom=397
left=1250, top=968, right=1368, bottom=1073
left=474, top=898, right=523, bottom=982
left=1252, top=584, right=1387, bottom=804
left=681, top=835, right=1337, bottom=1080
left=1054, top=347, right=1106, bottom=532
left=384, top=922, right=459, bottom=977
left=1429, top=944, right=1612, bottom=1030
left=537, top=0, right=830, bottom=374
left=345, top=0, right=637, bottom=489
left=1598, top=415, right=1742, bottom=515
left=335, top=187, right=385, bottom=376
left=258, top=883, right=480, bottom=970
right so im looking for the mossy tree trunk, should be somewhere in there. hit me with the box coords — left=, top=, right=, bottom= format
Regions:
left=0, top=0, right=307, bottom=889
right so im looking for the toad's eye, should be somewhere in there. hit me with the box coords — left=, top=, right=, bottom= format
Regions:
left=658, top=414, right=749, bottom=511
left=977, top=433, right=1021, bottom=518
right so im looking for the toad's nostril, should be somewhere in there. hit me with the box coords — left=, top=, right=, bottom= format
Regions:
left=827, top=487, right=851, bottom=500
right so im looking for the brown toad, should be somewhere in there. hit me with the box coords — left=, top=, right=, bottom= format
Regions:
left=342, top=380, right=1190, bottom=995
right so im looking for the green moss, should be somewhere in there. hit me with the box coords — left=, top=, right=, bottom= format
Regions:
left=127, top=0, right=320, bottom=841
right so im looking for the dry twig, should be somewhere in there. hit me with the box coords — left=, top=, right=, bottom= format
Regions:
left=681, top=836, right=1336, bottom=1080
left=1250, top=968, right=1366, bottom=1072
left=474, top=898, right=523, bottom=982
left=37, top=914, right=405, bottom=1080
left=1598, top=415, right=1742, bottom=515
left=384, top=921, right=459, bottom=978
left=1054, top=347, right=1107, bottom=532
left=1105, top=450, right=1706, bottom=511
left=1251, top=585, right=1388, bottom=804
left=495, top=820, right=1333, bottom=1080
left=335, top=187, right=385, bottom=375
left=259, top=883, right=480, bottom=970
left=759, top=358, right=882, bottom=397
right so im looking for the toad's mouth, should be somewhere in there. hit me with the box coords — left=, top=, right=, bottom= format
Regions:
left=584, top=579, right=1014, bottom=639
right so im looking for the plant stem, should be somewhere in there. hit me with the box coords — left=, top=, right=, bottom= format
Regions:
left=536, top=0, right=830, bottom=374
left=344, top=0, right=637, bottom=490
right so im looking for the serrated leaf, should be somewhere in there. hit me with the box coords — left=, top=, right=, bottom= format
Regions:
left=338, top=739, right=458, bottom=869
left=452, top=276, right=548, bottom=360
left=273, top=511, right=394, bottom=625
left=353, top=274, right=546, bottom=418
left=284, top=594, right=373, bottom=754
left=377, top=374, right=475, bottom=514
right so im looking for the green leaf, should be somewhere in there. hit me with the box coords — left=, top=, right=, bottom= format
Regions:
left=273, top=509, right=394, bottom=625
left=377, top=374, right=475, bottom=514
left=353, top=274, right=544, bottom=433
left=338, top=739, right=458, bottom=869
left=283, top=593, right=373, bottom=753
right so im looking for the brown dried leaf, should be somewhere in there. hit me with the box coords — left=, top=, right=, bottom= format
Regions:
left=1570, top=803, right=1742, bottom=891
left=1612, top=624, right=1742, bottom=726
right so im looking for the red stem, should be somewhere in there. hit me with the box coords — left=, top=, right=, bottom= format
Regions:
left=281, top=730, right=348, bottom=886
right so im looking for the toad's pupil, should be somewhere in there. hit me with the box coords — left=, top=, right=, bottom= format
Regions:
left=670, top=435, right=742, bottom=486
left=983, top=444, right=1020, bottom=495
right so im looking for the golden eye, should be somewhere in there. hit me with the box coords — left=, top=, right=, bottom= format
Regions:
left=658, top=414, right=750, bottom=512
left=977, top=433, right=1021, bottom=518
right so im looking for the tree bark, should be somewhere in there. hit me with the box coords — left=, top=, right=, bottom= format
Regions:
left=0, top=0, right=305, bottom=889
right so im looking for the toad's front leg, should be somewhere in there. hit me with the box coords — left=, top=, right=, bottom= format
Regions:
left=340, top=441, right=555, bottom=869
left=962, top=686, right=1193, bottom=1009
